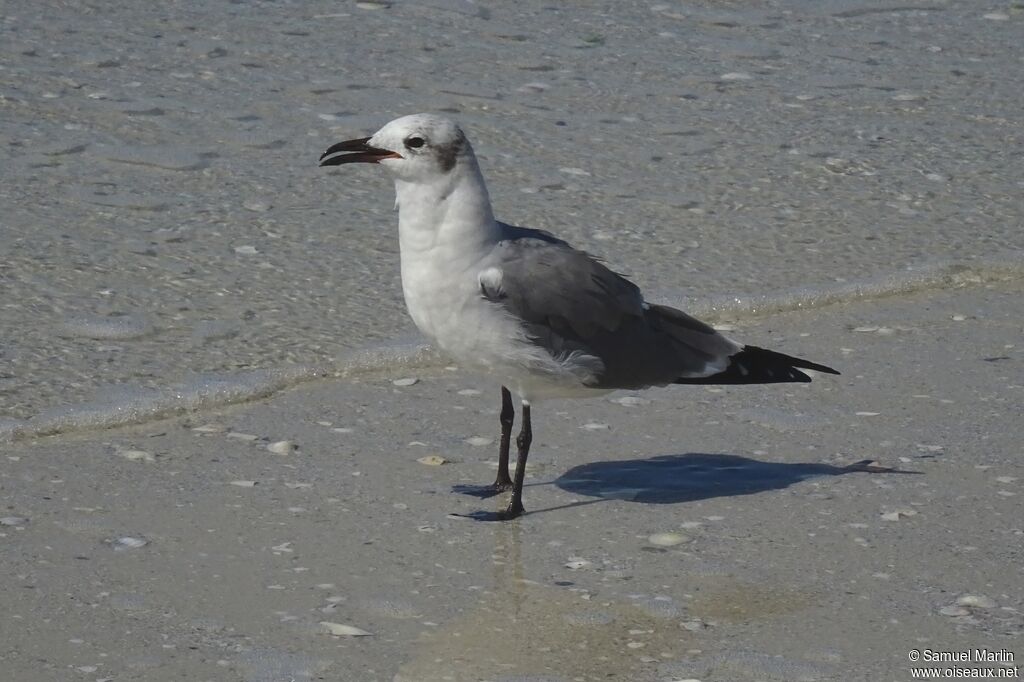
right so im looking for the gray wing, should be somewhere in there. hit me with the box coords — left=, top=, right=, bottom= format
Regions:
left=478, top=229, right=740, bottom=389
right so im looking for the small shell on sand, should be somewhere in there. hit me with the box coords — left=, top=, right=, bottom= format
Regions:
left=392, top=377, right=419, bottom=387
left=417, top=455, right=448, bottom=466
left=956, top=594, right=997, bottom=609
left=230, top=480, right=258, bottom=487
left=610, top=395, right=650, bottom=407
left=648, top=532, right=690, bottom=547
left=267, top=440, right=297, bottom=455
left=110, top=536, right=149, bottom=551
left=243, top=199, right=271, bottom=212
left=118, top=449, right=155, bottom=462
left=565, top=557, right=591, bottom=570
left=880, top=509, right=918, bottom=521
left=319, top=622, right=372, bottom=636
left=1, top=516, right=29, bottom=526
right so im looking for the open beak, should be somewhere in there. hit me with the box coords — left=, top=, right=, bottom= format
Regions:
left=319, top=137, right=401, bottom=166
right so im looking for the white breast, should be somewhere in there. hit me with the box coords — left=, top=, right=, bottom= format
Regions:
left=400, top=249, right=513, bottom=364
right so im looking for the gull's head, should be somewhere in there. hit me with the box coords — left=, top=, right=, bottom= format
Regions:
left=319, top=113, right=471, bottom=183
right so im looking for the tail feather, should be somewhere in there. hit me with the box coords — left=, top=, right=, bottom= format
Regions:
left=674, top=345, right=839, bottom=385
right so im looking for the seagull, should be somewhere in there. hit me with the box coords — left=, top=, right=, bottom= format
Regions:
left=320, top=113, right=839, bottom=520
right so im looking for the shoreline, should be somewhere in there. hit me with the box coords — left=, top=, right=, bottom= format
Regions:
left=4, top=255, right=1021, bottom=444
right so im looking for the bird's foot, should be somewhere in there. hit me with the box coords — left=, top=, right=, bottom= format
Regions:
left=497, top=499, right=525, bottom=520
left=450, top=499, right=526, bottom=522
left=452, top=479, right=514, bottom=499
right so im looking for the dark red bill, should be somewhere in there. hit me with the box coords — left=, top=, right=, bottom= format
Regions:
left=319, top=137, right=402, bottom=166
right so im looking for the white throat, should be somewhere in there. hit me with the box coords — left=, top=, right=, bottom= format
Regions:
left=393, top=156, right=501, bottom=257
left=390, top=151, right=506, bottom=348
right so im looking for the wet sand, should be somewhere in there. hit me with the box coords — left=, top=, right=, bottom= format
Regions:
left=4, top=282, right=1022, bottom=681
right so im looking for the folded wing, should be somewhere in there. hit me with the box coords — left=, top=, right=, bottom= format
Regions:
left=478, top=227, right=745, bottom=389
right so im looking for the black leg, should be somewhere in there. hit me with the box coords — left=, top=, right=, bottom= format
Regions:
left=452, top=386, right=515, bottom=499
left=492, top=386, right=514, bottom=489
left=500, top=402, right=531, bottom=519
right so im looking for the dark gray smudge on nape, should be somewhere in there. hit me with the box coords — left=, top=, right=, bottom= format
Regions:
left=435, top=130, right=466, bottom=173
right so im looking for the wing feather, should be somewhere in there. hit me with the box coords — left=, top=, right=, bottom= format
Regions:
left=477, top=227, right=738, bottom=389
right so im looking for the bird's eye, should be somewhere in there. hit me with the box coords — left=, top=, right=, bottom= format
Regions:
left=405, top=136, right=425, bottom=149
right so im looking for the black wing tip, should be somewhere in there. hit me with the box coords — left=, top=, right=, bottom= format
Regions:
left=745, top=345, right=840, bottom=376
left=788, top=358, right=841, bottom=376
left=674, top=346, right=840, bottom=385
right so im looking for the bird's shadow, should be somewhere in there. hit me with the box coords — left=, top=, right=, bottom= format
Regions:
left=552, top=452, right=918, bottom=505
left=453, top=453, right=918, bottom=520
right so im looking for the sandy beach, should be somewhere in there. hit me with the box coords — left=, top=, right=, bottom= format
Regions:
left=2, top=1, right=1022, bottom=680
left=4, top=282, right=1023, bottom=681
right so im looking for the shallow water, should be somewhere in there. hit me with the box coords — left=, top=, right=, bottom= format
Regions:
left=2, top=0, right=1022, bottom=429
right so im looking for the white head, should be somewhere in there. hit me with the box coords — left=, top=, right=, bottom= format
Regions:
left=320, top=113, right=474, bottom=183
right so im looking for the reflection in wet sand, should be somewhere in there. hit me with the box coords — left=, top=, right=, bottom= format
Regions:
left=394, top=523, right=814, bottom=681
